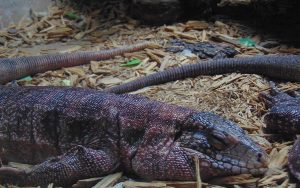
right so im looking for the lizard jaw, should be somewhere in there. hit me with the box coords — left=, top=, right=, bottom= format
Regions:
left=182, top=147, right=268, bottom=179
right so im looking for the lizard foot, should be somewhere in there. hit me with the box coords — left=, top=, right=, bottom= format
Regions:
left=259, top=82, right=300, bottom=134
left=258, top=82, right=292, bottom=108
left=0, top=145, right=119, bottom=187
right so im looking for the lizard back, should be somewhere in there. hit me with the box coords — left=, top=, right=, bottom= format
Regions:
left=0, top=86, right=119, bottom=164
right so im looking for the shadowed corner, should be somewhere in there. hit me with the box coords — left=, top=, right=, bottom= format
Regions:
left=0, top=167, right=26, bottom=186
left=0, top=0, right=52, bottom=29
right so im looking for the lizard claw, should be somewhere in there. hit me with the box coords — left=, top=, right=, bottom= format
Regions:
left=268, top=81, right=281, bottom=96
left=258, top=92, right=274, bottom=108
left=0, top=167, right=27, bottom=186
left=258, top=81, right=280, bottom=108
left=259, top=82, right=295, bottom=108
left=287, top=90, right=300, bottom=97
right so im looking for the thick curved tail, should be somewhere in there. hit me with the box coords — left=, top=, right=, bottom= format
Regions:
left=0, top=42, right=152, bottom=84
left=106, top=55, right=300, bottom=94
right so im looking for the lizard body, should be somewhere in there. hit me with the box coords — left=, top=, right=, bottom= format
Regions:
left=0, top=86, right=268, bottom=186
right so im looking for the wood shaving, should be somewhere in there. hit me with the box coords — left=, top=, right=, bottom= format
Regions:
left=1, top=0, right=300, bottom=187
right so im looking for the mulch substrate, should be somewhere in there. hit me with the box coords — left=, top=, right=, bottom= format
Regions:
left=0, top=0, right=300, bottom=187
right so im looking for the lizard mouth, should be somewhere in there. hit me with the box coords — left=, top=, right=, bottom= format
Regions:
left=182, top=147, right=268, bottom=177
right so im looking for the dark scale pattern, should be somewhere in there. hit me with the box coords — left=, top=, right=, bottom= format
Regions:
left=260, top=89, right=300, bottom=134
left=0, top=86, right=268, bottom=186
left=259, top=88, right=300, bottom=181
left=0, top=42, right=151, bottom=84
left=26, top=146, right=119, bottom=186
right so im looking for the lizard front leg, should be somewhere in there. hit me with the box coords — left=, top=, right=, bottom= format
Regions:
left=131, top=125, right=196, bottom=181
left=0, top=145, right=120, bottom=186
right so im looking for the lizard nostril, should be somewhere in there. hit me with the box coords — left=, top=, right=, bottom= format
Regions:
left=256, top=152, right=269, bottom=168
left=257, top=153, right=263, bottom=162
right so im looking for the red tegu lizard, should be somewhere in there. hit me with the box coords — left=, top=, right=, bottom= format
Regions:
left=0, top=86, right=268, bottom=186
left=1, top=41, right=300, bottom=185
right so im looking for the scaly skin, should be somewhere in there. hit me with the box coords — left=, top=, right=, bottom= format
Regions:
left=259, top=86, right=300, bottom=181
left=0, top=86, right=268, bottom=186
left=289, top=139, right=300, bottom=182
left=259, top=87, right=300, bottom=134
left=106, top=55, right=300, bottom=93
left=0, top=42, right=152, bottom=84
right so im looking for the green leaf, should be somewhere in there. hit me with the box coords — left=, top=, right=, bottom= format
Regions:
left=120, top=59, right=142, bottom=67
left=64, top=12, right=80, bottom=20
left=61, top=79, right=71, bottom=86
left=238, top=37, right=256, bottom=47
left=19, top=76, right=33, bottom=81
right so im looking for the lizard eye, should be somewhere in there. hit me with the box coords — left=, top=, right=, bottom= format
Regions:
left=209, top=132, right=229, bottom=150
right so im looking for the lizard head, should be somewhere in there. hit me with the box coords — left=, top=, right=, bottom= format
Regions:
left=177, top=112, right=268, bottom=179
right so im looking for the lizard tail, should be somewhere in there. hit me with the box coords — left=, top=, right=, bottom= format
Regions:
left=0, top=42, right=152, bottom=84
left=105, top=55, right=300, bottom=94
